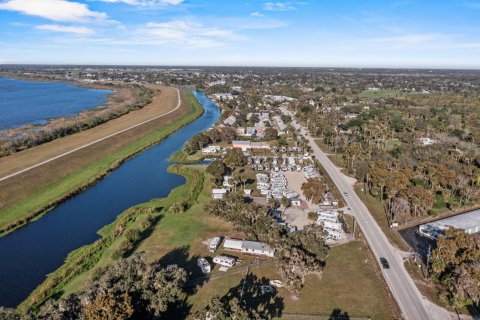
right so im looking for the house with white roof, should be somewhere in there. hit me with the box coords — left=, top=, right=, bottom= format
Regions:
left=223, top=238, right=275, bottom=257
left=212, top=188, right=227, bottom=200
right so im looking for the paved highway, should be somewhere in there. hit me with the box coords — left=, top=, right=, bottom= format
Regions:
left=283, top=108, right=432, bottom=320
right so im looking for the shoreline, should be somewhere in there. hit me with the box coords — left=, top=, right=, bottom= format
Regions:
left=0, top=90, right=203, bottom=237
left=18, top=163, right=206, bottom=312
left=0, top=74, right=152, bottom=157
left=15, top=93, right=210, bottom=312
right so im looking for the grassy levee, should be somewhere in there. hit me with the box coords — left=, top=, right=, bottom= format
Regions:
left=59, top=164, right=234, bottom=303
left=0, top=90, right=203, bottom=237
left=18, top=164, right=206, bottom=313
left=169, top=149, right=208, bottom=163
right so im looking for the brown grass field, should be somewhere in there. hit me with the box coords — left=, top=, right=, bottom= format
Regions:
left=187, top=239, right=402, bottom=319
left=0, top=86, right=192, bottom=230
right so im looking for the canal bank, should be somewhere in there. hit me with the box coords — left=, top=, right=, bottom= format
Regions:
left=0, top=86, right=187, bottom=236
left=0, top=90, right=220, bottom=309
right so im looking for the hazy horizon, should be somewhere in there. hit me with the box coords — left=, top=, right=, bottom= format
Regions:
left=1, top=0, right=480, bottom=68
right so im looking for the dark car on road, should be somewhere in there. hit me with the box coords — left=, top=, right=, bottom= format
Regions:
left=380, top=257, right=390, bottom=269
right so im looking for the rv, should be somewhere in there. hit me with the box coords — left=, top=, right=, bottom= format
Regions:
left=209, top=237, right=221, bottom=253
left=213, top=255, right=236, bottom=268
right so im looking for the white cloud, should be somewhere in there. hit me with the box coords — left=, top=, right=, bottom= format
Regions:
left=0, top=0, right=107, bottom=22
left=138, top=19, right=241, bottom=47
left=263, top=2, right=296, bottom=11
left=371, top=33, right=452, bottom=45
left=250, top=11, right=264, bottom=17
left=97, top=0, right=183, bottom=6
left=36, top=24, right=94, bottom=34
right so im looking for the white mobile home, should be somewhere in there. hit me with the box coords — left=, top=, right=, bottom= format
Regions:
left=212, top=188, right=227, bottom=200
left=223, top=238, right=275, bottom=257
left=213, top=255, right=236, bottom=267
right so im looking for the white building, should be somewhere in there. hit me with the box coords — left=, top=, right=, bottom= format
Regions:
left=223, top=115, right=236, bottom=126
left=202, top=145, right=221, bottom=154
left=213, top=255, right=236, bottom=267
left=223, top=239, right=275, bottom=257
left=418, top=137, right=437, bottom=146
left=419, top=209, right=480, bottom=239
left=212, top=188, right=227, bottom=200
left=213, top=93, right=234, bottom=100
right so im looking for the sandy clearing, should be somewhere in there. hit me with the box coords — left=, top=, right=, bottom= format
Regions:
left=0, top=84, right=177, bottom=178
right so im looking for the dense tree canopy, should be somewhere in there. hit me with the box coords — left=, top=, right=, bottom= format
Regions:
left=430, top=229, right=480, bottom=308
left=224, top=148, right=246, bottom=167
left=36, top=254, right=187, bottom=320
left=301, top=178, right=326, bottom=204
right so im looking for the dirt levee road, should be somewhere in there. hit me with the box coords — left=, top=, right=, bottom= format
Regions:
left=0, top=85, right=191, bottom=219
left=0, top=85, right=178, bottom=178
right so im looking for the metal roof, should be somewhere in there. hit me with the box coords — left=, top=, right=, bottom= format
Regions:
left=232, top=140, right=251, bottom=145
left=427, top=209, right=480, bottom=231
left=223, top=239, right=243, bottom=250
left=242, top=240, right=274, bottom=253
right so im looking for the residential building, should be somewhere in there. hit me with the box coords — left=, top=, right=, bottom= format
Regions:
left=419, top=209, right=480, bottom=239
left=223, top=239, right=275, bottom=257
left=212, top=188, right=227, bottom=200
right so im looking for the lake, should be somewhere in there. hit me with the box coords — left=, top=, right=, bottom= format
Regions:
left=0, top=89, right=220, bottom=307
left=0, top=77, right=112, bottom=130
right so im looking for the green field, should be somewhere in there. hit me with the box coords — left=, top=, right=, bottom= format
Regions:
left=359, top=89, right=412, bottom=99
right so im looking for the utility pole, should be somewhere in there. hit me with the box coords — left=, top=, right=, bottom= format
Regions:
left=239, top=265, right=250, bottom=302
left=352, top=216, right=356, bottom=240
left=425, top=244, right=432, bottom=279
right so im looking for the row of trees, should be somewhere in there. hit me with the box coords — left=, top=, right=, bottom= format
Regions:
left=206, top=193, right=328, bottom=295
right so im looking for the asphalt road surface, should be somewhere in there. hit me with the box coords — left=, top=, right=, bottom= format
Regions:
left=284, top=109, right=432, bottom=320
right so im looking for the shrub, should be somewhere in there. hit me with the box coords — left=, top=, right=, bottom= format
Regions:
left=124, top=229, right=141, bottom=243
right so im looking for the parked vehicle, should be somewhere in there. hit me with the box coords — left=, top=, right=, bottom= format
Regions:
left=260, top=285, right=276, bottom=295
left=209, top=237, right=221, bottom=253
left=197, top=258, right=211, bottom=274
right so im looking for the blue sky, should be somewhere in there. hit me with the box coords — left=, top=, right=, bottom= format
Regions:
left=0, top=0, right=479, bottom=68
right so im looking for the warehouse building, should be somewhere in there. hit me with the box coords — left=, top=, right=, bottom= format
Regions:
left=419, top=209, right=480, bottom=239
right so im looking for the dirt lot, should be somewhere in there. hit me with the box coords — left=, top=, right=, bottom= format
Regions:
left=0, top=86, right=193, bottom=225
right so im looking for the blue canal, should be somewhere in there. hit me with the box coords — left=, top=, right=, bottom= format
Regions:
left=0, top=90, right=220, bottom=307
left=0, top=77, right=112, bottom=130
